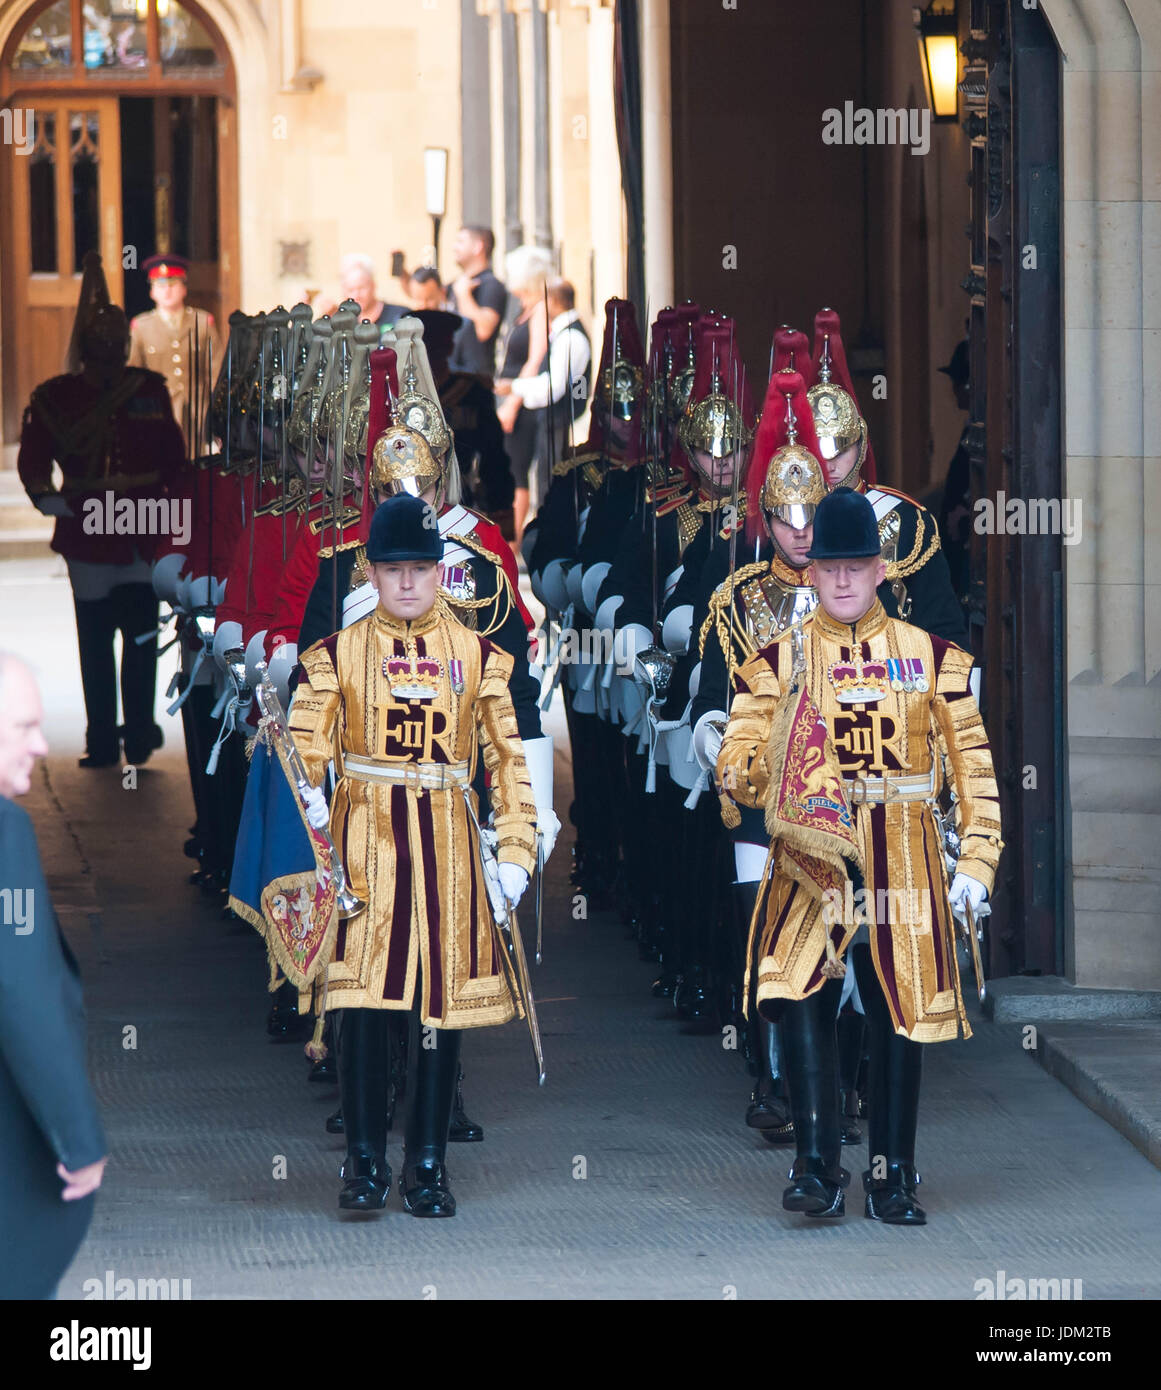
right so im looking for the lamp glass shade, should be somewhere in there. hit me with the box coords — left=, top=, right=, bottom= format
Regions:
left=424, top=148, right=448, bottom=218
left=923, top=32, right=959, bottom=118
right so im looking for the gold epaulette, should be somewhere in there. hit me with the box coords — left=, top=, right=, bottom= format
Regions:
left=699, top=560, right=770, bottom=679
left=442, top=531, right=515, bottom=638
left=552, top=448, right=600, bottom=478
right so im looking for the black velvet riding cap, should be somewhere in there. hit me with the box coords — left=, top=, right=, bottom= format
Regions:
left=805, top=486, right=881, bottom=560
left=365, top=494, right=442, bottom=564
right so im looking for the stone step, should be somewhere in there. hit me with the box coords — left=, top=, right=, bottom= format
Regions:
left=0, top=467, right=56, bottom=558
left=0, top=467, right=54, bottom=553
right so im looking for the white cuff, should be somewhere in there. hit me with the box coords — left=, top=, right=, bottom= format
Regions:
left=580, top=560, right=612, bottom=615
left=692, top=708, right=726, bottom=773
left=538, top=557, right=572, bottom=612
left=212, top=620, right=243, bottom=669
left=152, top=553, right=186, bottom=606
left=662, top=604, right=693, bottom=655
left=616, top=622, right=654, bottom=677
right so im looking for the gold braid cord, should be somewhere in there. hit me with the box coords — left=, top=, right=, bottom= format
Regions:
left=885, top=506, right=941, bottom=581
left=443, top=531, right=515, bottom=638
left=699, top=560, right=770, bottom=684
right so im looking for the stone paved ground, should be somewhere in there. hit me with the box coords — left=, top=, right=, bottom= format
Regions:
left=6, top=555, right=1161, bottom=1300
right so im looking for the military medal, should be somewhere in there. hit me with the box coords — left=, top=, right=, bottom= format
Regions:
left=901, top=658, right=915, bottom=692
left=911, top=657, right=929, bottom=693
left=887, top=658, right=904, bottom=691
left=449, top=657, right=465, bottom=695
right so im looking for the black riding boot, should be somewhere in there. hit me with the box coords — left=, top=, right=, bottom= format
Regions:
left=448, top=1061, right=483, bottom=1143
left=402, top=1025, right=462, bottom=1217
left=776, top=977, right=847, bottom=1218
left=267, top=978, right=310, bottom=1041
left=853, top=944, right=925, bottom=1225
left=730, top=878, right=792, bottom=1140
left=837, top=1007, right=867, bottom=1145
left=337, top=1008, right=393, bottom=1210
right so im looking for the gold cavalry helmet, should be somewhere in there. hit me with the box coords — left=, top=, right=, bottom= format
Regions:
left=371, top=423, right=443, bottom=497
left=762, top=443, right=826, bottom=530
left=598, top=355, right=645, bottom=422
left=806, top=317, right=869, bottom=485
left=679, top=374, right=754, bottom=463
left=749, top=368, right=827, bottom=530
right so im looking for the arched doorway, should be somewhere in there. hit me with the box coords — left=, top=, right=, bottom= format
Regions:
left=0, top=0, right=237, bottom=441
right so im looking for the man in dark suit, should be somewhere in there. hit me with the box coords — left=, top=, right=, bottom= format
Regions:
left=0, top=654, right=107, bottom=1299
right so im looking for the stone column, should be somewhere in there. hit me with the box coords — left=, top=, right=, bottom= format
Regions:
left=1040, top=0, right=1161, bottom=989
left=639, top=0, right=674, bottom=311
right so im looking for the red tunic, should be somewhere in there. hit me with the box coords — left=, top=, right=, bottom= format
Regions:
left=17, top=368, right=184, bottom=564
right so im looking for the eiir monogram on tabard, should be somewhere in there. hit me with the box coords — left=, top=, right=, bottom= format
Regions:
left=373, top=699, right=451, bottom=762
left=830, top=710, right=911, bottom=773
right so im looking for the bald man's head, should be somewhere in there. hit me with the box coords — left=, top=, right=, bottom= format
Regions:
left=0, top=654, right=48, bottom=799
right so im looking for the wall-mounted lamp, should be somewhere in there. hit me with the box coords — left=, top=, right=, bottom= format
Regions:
left=914, top=0, right=960, bottom=122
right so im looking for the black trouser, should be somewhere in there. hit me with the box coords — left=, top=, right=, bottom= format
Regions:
left=72, top=582, right=159, bottom=757
left=178, top=678, right=215, bottom=852
left=338, top=1007, right=459, bottom=1168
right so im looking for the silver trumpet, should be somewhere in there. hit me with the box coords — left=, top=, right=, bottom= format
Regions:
left=253, top=661, right=366, bottom=921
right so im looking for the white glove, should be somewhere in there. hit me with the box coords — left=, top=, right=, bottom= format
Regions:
left=948, top=871, right=989, bottom=920
left=34, top=493, right=73, bottom=518
left=537, top=808, right=562, bottom=862
left=498, top=863, right=529, bottom=909
left=692, top=709, right=726, bottom=773
left=302, top=786, right=329, bottom=830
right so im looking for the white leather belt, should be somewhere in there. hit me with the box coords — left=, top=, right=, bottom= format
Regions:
left=344, top=755, right=470, bottom=792
left=845, top=767, right=936, bottom=804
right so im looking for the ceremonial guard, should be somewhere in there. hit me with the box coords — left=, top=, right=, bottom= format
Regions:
left=717, top=487, right=1002, bottom=1223
left=689, top=368, right=825, bottom=1133
left=128, top=253, right=221, bottom=444
left=287, top=492, right=539, bottom=1216
left=298, top=318, right=557, bottom=1141
left=17, top=253, right=185, bottom=768
left=807, top=309, right=967, bottom=650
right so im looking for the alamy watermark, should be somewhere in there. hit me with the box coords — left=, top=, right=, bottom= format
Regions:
left=0, top=886, right=33, bottom=934
left=81, top=491, right=191, bottom=547
left=0, top=106, right=34, bottom=156
left=821, top=102, right=931, bottom=156
left=973, top=492, right=1082, bottom=545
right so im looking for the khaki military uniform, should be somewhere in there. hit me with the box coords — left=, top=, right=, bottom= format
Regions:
left=128, top=305, right=220, bottom=442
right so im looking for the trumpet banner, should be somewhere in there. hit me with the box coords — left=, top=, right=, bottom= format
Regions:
left=763, top=683, right=863, bottom=906
left=228, top=735, right=340, bottom=991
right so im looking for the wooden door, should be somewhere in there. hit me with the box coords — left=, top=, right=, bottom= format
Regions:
left=2, top=96, right=123, bottom=436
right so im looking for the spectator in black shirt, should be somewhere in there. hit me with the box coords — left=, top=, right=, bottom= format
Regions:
left=447, top=226, right=509, bottom=381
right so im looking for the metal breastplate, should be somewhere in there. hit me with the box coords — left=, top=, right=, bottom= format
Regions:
left=738, top=571, right=817, bottom=648
left=878, top=508, right=901, bottom=564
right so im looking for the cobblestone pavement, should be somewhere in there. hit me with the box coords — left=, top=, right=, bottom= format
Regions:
left=6, top=557, right=1161, bottom=1299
